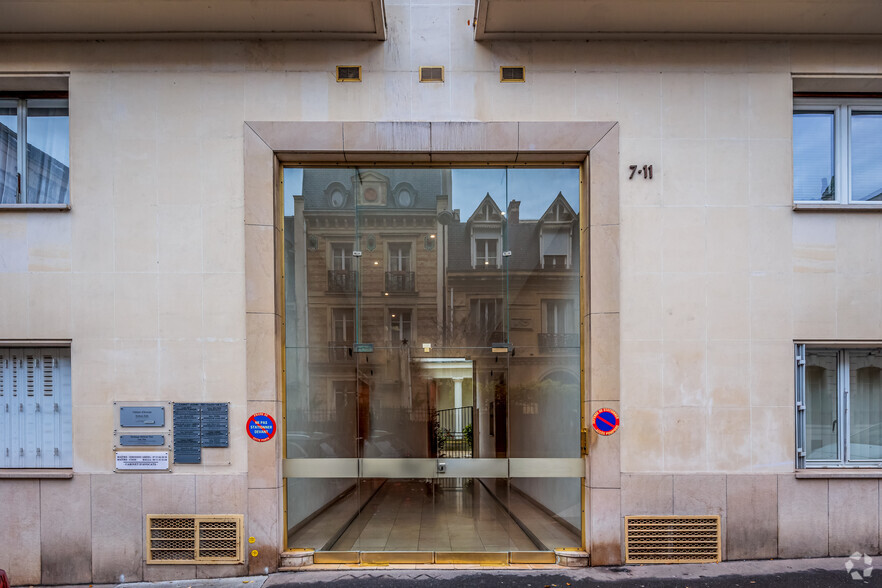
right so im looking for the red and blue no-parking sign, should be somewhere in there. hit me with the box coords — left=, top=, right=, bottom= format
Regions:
left=247, top=413, right=276, bottom=442
left=592, top=408, right=620, bottom=436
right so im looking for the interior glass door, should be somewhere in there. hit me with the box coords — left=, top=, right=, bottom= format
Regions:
left=283, top=166, right=583, bottom=557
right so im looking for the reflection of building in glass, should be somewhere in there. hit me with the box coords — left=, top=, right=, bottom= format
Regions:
left=285, top=168, right=580, bottom=463
left=285, top=169, right=450, bottom=460
left=444, top=191, right=580, bottom=459
left=0, top=122, right=70, bottom=204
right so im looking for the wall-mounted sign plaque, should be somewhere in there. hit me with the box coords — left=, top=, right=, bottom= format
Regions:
left=116, top=451, right=169, bottom=470
left=247, top=413, right=276, bottom=442
left=172, top=402, right=230, bottom=464
left=592, top=408, right=620, bottom=436
left=119, top=435, right=165, bottom=447
left=120, top=406, right=165, bottom=427
left=200, top=403, right=229, bottom=448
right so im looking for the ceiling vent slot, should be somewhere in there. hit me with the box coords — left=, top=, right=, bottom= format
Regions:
left=500, top=66, right=526, bottom=82
left=147, top=514, right=244, bottom=564
left=625, top=516, right=721, bottom=564
left=336, top=66, right=362, bottom=82
left=419, top=66, right=444, bottom=83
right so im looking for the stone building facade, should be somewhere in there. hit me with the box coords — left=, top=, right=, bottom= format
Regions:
left=2, top=0, right=882, bottom=583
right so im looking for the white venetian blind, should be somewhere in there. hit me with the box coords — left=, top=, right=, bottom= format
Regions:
left=0, top=347, right=72, bottom=468
left=543, top=228, right=570, bottom=256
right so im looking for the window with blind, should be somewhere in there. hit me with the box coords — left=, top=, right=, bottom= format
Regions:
left=796, top=345, right=882, bottom=468
left=0, top=347, right=72, bottom=468
left=541, top=228, right=570, bottom=269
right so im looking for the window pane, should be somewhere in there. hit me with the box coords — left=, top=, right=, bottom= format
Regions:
left=805, top=350, right=838, bottom=461
left=850, top=113, right=882, bottom=202
left=793, top=112, right=835, bottom=201
left=25, top=99, right=69, bottom=204
left=386, top=243, right=413, bottom=292
left=849, top=350, right=882, bottom=460
left=389, top=309, right=411, bottom=342
left=0, top=100, right=18, bottom=204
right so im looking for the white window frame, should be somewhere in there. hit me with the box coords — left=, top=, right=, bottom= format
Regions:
left=796, top=343, right=882, bottom=468
left=473, top=238, right=499, bottom=268
left=332, top=308, right=355, bottom=343
left=330, top=243, right=354, bottom=271
left=542, top=299, right=574, bottom=335
left=0, top=95, right=70, bottom=207
left=472, top=298, right=501, bottom=333
left=388, top=308, right=413, bottom=343
left=387, top=242, right=412, bottom=272
left=0, top=346, right=72, bottom=469
left=793, top=98, right=882, bottom=206
left=540, top=226, right=571, bottom=269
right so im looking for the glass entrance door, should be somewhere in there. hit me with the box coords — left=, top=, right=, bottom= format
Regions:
left=283, top=167, right=583, bottom=558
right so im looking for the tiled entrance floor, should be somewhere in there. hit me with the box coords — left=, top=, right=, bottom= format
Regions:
left=331, top=479, right=536, bottom=551
left=288, top=478, right=581, bottom=553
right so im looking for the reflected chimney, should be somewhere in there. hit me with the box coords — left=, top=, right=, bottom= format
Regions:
left=507, top=200, right=520, bottom=224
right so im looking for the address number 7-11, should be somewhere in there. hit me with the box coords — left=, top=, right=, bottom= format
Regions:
left=628, top=165, right=653, bottom=180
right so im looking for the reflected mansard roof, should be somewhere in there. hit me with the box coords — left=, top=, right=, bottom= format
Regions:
left=300, top=168, right=447, bottom=211
left=447, top=193, right=579, bottom=272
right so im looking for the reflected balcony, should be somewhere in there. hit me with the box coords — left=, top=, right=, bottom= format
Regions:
left=385, top=271, right=415, bottom=293
left=328, top=270, right=358, bottom=292
left=538, top=333, right=579, bottom=350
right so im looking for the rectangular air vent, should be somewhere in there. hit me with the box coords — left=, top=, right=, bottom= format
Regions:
left=625, top=515, right=721, bottom=564
left=336, top=66, right=362, bottom=82
left=500, top=66, right=525, bottom=82
left=419, top=66, right=444, bottom=83
left=147, top=514, right=243, bottom=564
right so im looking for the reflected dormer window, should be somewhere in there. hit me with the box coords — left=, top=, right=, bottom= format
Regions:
left=330, top=189, right=346, bottom=208
left=539, top=193, right=576, bottom=270
left=325, top=182, right=349, bottom=209
left=475, top=238, right=498, bottom=268
left=541, top=228, right=570, bottom=269
left=393, top=182, right=417, bottom=207
left=468, top=193, right=503, bottom=270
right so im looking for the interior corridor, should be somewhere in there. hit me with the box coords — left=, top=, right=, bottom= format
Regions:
left=288, top=478, right=581, bottom=553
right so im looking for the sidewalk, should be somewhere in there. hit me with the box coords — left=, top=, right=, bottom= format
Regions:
left=30, top=556, right=873, bottom=588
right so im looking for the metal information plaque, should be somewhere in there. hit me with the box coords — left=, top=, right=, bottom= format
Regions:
left=116, top=451, right=169, bottom=470
left=201, top=403, right=229, bottom=448
left=173, top=403, right=230, bottom=464
left=120, top=406, right=165, bottom=427
left=173, top=403, right=201, bottom=464
left=119, top=434, right=165, bottom=447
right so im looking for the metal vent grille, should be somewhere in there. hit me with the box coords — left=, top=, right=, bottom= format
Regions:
left=419, top=66, right=444, bottom=83
left=500, top=66, right=525, bottom=82
left=336, top=66, right=362, bottom=82
left=624, top=516, right=721, bottom=564
left=147, top=515, right=243, bottom=564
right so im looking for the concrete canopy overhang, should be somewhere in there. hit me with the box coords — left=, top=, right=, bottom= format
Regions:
left=474, top=0, right=882, bottom=41
left=0, top=0, right=386, bottom=41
